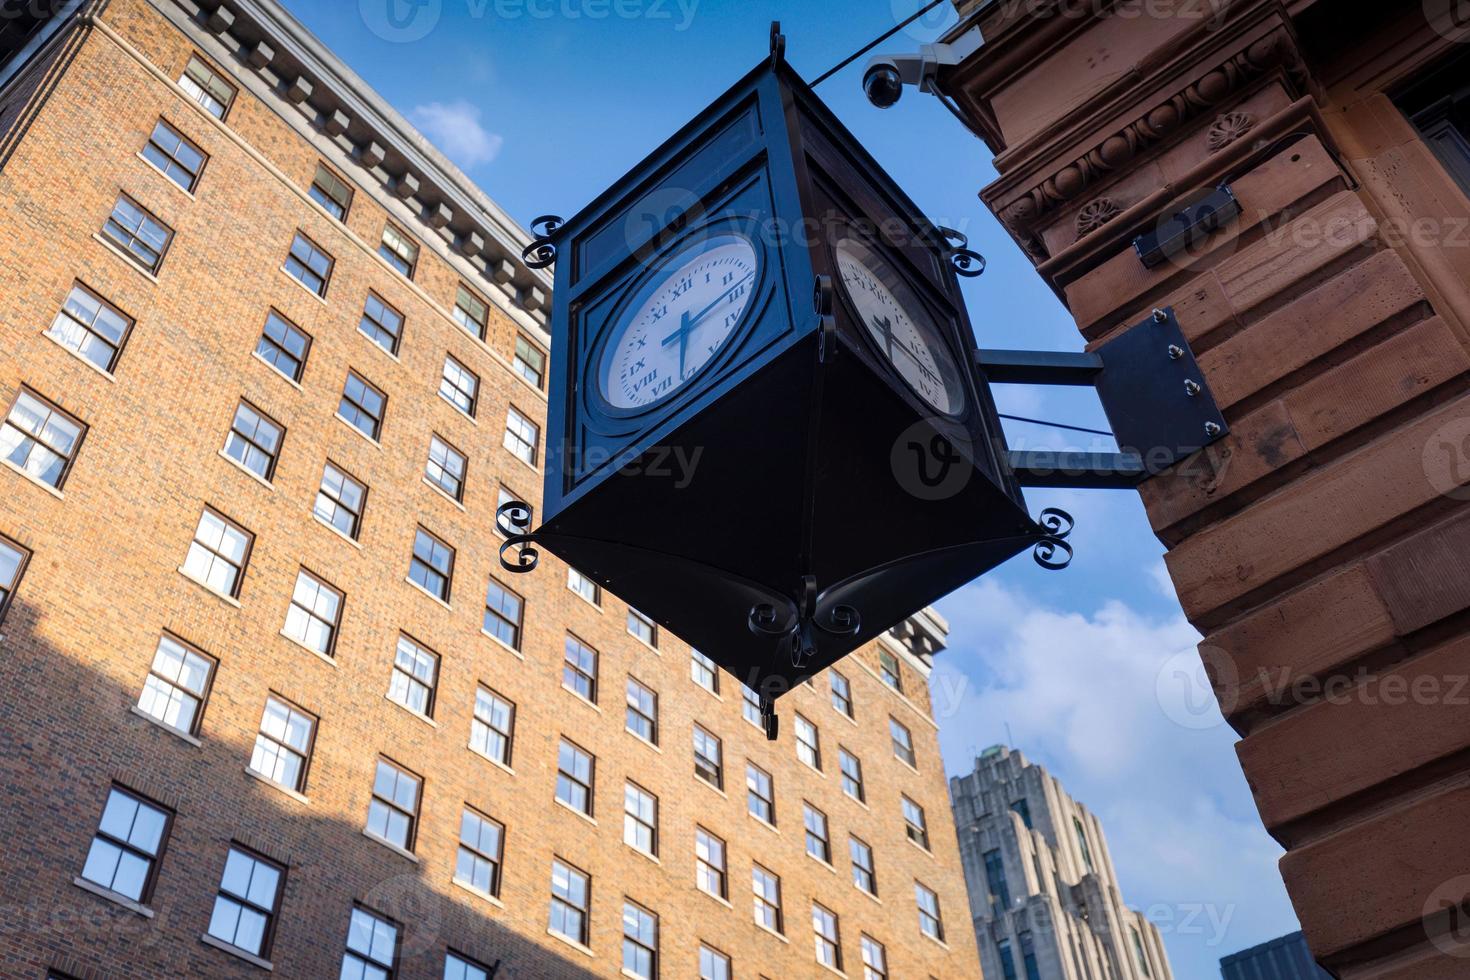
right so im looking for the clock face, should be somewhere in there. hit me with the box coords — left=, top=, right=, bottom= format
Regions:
left=599, top=232, right=759, bottom=411
left=834, top=237, right=966, bottom=416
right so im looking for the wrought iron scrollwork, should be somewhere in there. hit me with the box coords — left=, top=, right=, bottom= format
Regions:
left=749, top=575, right=861, bottom=671
left=496, top=500, right=540, bottom=574
left=521, top=215, right=563, bottom=270
left=1033, top=507, right=1075, bottom=570
left=937, top=226, right=969, bottom=250
left=937, top=225, right=986, bottom=278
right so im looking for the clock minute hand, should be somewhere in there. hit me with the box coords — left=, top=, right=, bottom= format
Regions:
left=666, top=270, right=755, bottom=343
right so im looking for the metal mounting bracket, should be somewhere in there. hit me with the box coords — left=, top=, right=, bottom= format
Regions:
left=978, top=306, right=1228, bottom=490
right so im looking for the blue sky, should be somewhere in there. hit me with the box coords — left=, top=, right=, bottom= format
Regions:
left=292, top=1, right=1299, bottom=975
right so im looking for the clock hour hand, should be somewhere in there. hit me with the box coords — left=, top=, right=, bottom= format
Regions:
left=670, top=271, right=755, bottom=340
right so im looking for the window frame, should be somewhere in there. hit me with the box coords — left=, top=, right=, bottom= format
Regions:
left=339, top=369, right=387, bottom=441
left=482, top=576, right=524, bottom=650
left=284, top=231, right=334, bottom=298
left=453, top=283, right=489, bottom=340
left=142, top=117, right=207, bottom=191
left=426, top=433, right=467, bottom=502
left=803, top=802, right=831, bottom=864
left=513, top=333, right=546, bottom=389
left=366, top=757, right=422, bottom=853
left=861, top=935, right=888, bottom=980
left=359, top=291, right=405, bottom=356
left=621, top=899, right=659, bottom=980
left=879, top=649, right=904, bottom=692
left=222, top=399, right=283, bottom=483
left=314, top=460, right=367, bottom=541
left=2, top=386, right=87, bottom=490
left=48, top=281, right=135, bottom=373
left=752, top=863, right=783, bottom=935
left=342, top=905, right=399, bottom=980
left=205, top=845, right=285, bottom=960
left=408, top=525, right=455, bottom=602
left=699, top=944, right=731, bottom=980
left=916, top=881, right=945, bottom=941
left=549, top=858, right=591, bottom=947
left=830, top=670, right=853, bottom=718
left=179, top=53, right=235, bottom=120
left=0, top=534, right=25, bottom=624
left=794, top=713, right=822, bottom=771
left=690, top=649, right=719, bottom=694
left=80, top=785, right=172, bottom=905
left=378, top=222, right=419, bottom=278
left=568, top=567, right=601, bottom=606
left=623, top=780, right=658, bottom=856
left=839, top=748, right=865, bottom=803
left=627, top=607, right=658, bottom=648
left=555, top=737, right=596, bottom=817
left=812, top=902, right=843, bottom=971
left=903, top=795, right=931, bottom=850
left=850, top=835, right=877, bottom=896
left=255, top=309, right=311, bottom=383
left=625, top=676, right=658, bottom=745
left=308, top=162, right=353, bottom=220
left=889, top=716, right=916, bottom=768
left=249, top=694, right=317, bottom=794
left=282, top=567, right=343, bottom=658
left=695, top=826, right=728, bottom=900
left=136, top=632, right=216, bottom=738
left=454, top=805, right=505, bottom=899
left=562, top=633, right=599, bottom=703
left=439, top=354, right=480, bottom=418
left=182, top=506, right=253, bottom=599
left=387, top=633, right=440, bottom=719
left=102, top=195, right=173, bottom=273
left=745, top=762, right=775, bottom=826
left=470, top=685, right=516, bottom=767
left=503, top=405, right=539, bottom=466
left=693, top=724, right=723, bottom=791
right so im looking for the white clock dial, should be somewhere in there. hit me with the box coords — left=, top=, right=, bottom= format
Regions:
left=835, top=239, right=964, bottom=416
left=599, top=233, right=759, bottom=411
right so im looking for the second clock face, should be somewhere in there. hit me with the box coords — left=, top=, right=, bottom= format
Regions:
left=599, top=232, right=759, bottom=412
left=834, top=237, right=966, bottom=416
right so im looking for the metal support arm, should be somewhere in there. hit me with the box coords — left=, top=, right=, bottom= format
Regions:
left=974, top=349, right=1103, bottom=386
left=1007, top=451, right=1147, bottom=490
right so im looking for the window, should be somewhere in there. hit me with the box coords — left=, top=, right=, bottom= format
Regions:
left=102, top=196, right=171, bottom=272
left=514, top=334, right=546, bottom=388
left=342, top=906, right=398, bottom=980
left=627, top=608, right=657, bottom=647
left=359, top=293, right=404, bottom=355
left=453, top=284, right=488, bottom=340
left=690, top=649, right=718, bottom=694
left=255, top=311, right=309, bottom=382
left=284, top=232, right=333, bottom=297
left=879, top=649, right=903, bottom=692
left=693, top=725, right=722, bottom=790
left=562, top=634, right=598, bottom=702
left=142, top=119, right=205, bottom=191
left=445, top=952, right=496, bottom=980
left=860, top=935, right=888, bottom=980
left=699, top=945, right=730, bottom=980
left=1025, top=931, right=1045, bottom=980
left=0, top=536, right=25, bottom=622
left=1074, top=816, right=1095, bottom=872
left=282, top=568, right=342, bottom=657
left=803, top=803, right=831, bottom=863
left=222, top=400, right=282, bottom=481
left=812, top=903, right=842, bottom=971
left=48, top=283, right=133, bottom=372
left=503, top=406, right=538, bottom=466
left=469, top=687, right=514, bottom=766
left=379, top=223, right=418, bottom=278
left=568, top=567, right=601, bottom=605
left=549, top=859, right=590, bottom=946
left=1131, top=925, right=1152, bottom=978
left=495, top=486, right=531, bottom=533
left=984, top=847, right=1010, bottom=910
left=206, top=847, right=283, bottom=959
left=746, top=763, right=774, bottom=825
left=621, top=780, right=658, bottom=856
left=850, top=836, right=876, bottom=895
left=830, top=670, right=853, bottom=717
left=903, top=796, right=931, bottom=850
left=409, top=527, right=454, bottom=601
left=136, top=634, right=214, bottom=736
left=626, top=677, right=658, bottom=744
left=839, top=749, right=865, bottom=803
left=2, top=389, right=84, bottom=489
left=741, top=685, right=763, bottom=728
left=752, top=864, right=782, bottom=934
left=339, top=371, right=386, bottom=440
left=622, top=901, right=658, bottom=980
left=916, top=882, right=945, bottom=941
left=426, top=435, right=466, bottom=501
left=80, top=787, right=169, bottom=903
left=795, top=714, right=821, bottom=770
left=387, top=634, right=439, bottom=718
left=366, top=759, right=421, bottom=852
left=182, top=508, right=252, bottom=597
left=1012, top=797, right=1033, bottom=829
left=249, top=696, right=314, bottom=792
left=315, top=461, right=366, bottom=539
left=179, top=55, right=234, bottom=118
left=482, top=578, right=523, bottom=649
left=440, top=355, right=479, bottom=417
left=454, top=807, right=503, bottom=897
left=309, top=163, right=352, bottom=219
left=555, top=739, right=594, bottom=816
left=890, top=717, right=916, bottom=767
left=695, top=827, right=727, bottom=899
left=998, top=939, right=1019, bottom=980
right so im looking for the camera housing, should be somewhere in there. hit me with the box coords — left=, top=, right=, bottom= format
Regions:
left=861, top=28, right=984, bottom=110
left=863, top=61, right=905, bottom=108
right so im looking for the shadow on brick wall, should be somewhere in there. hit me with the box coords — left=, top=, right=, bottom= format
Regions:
left=0, top=598, right=600, bottom=980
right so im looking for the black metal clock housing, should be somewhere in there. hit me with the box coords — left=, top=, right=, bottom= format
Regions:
left=527, top=46, right=1046, bottom=706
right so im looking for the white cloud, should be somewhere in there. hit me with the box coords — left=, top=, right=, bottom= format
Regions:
left=409, top=99, right=503, bottom=169
left=933, top=577, right=1298, bottom=977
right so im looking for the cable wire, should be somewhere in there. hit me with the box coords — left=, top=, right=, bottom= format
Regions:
left=998, top=413, right=1113, bottom=438
left=809, top=0, right=951, bottom=88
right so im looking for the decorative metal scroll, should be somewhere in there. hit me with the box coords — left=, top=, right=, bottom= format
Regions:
left=937, top=225, right=986, bottom=279
left=748, top=574, right=861, bottom=671
left=1033, top=507, right=1075, bottom=570
left=496, top=500, right=540, bottom=573
left=521, top=215, right=563, bottom=270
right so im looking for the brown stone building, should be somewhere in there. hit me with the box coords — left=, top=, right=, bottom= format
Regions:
left=0, top=1, right=982, bottom=977
left=927, top=0, right=1470, bottom=976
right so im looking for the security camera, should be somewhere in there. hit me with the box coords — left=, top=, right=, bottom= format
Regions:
left=862, top=27, right=985, bottom=109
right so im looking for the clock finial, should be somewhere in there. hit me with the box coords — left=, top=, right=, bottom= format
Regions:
left=769, top=21, right=785, bottom=63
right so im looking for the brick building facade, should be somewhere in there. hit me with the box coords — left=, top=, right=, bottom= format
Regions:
left=0, top=1, right=983, bottom=977
left=932, top=0, right=1470, bottom=976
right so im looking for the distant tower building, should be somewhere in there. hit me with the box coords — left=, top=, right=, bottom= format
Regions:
left=1220, top=932, right=1331, bottom=980
left=951, top=746, right=1173, bottom=980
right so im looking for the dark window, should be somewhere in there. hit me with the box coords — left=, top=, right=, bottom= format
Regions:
left=1075, top=816, right=1095, bottom=872
left=984, top=848, right=1010, bottom=910
left=627, top=608, right=657, bottom=647
left=342, top=906, right=398, bottom=979
left=309, top=163, right=352, bottom=219
left=359, top=293, right=404, bottom=355
left=143, top=119, right=205, bottom=191
left=136, top=634, right=215, bottom=736
left=803, top=803, right=830, bottom=863
left=366, top=758, right=421, bottom=852
left=284, top=232, right=333, bottom=297
left=483, top=578, right=523, bottom=649
left=426, top=435, right=466, bottom=501
left=470, top=687, right=514, bottom=766
left=693, top=725, right=722, bottom=789
left=80, top=786, right=170, bottom=903
left=839, top=748, right=864, bottom=803
left=1, top=388, right=84, bottom=488
left=453, top=285, right=487, bottom=339
left=830, top=670, right=853, bottom=717
left=562, top=634, right=598, bottom=702
left=102, top=196, right=172, bottom=273
left=388, top=634, right=439, bottom=717
left=454, top=807, right=503, bottom=898
left=440, top=355, right=479, bottom=416
left=1011, top=798, right=1032, bottom=830
left=339, top=371, right=386, bottom=440
left=0, top=535, right=25, bottom=623
left=206, top=847, right=283, bottom=959
left=879, top=649, right=903, bottom=691
left=314, top=461, right=366, bottom=539
left=379, top=224, right=418, bottom=278
left=1026, top=930, right=1046, bottom=980
left=222, top=400, right=282, bottom=481
left=890, top=717, right=916, bottom=767
left=409, top=527, right=454, bottom=601
left=179, top=55, right=234, bottom=119
left=249, top=695, right=315, bottom=792
left=1397, top=51, right=1470, bottom=198
left=48, top=283, right=133, bottom=372
left=556, top=739, right=594, bottom=816
left=182, top=508, right=252, bottom=597
left=998, top=939, right=1019, bottom=980
left=255, top=311, right=310, bottom=382
left=514, top=334, right=546, bottom=388
left=903, top=796, right=931, bottom=850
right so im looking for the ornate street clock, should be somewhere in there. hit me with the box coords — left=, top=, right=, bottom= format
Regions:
left=501, top=35, right=1059, bottom=727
